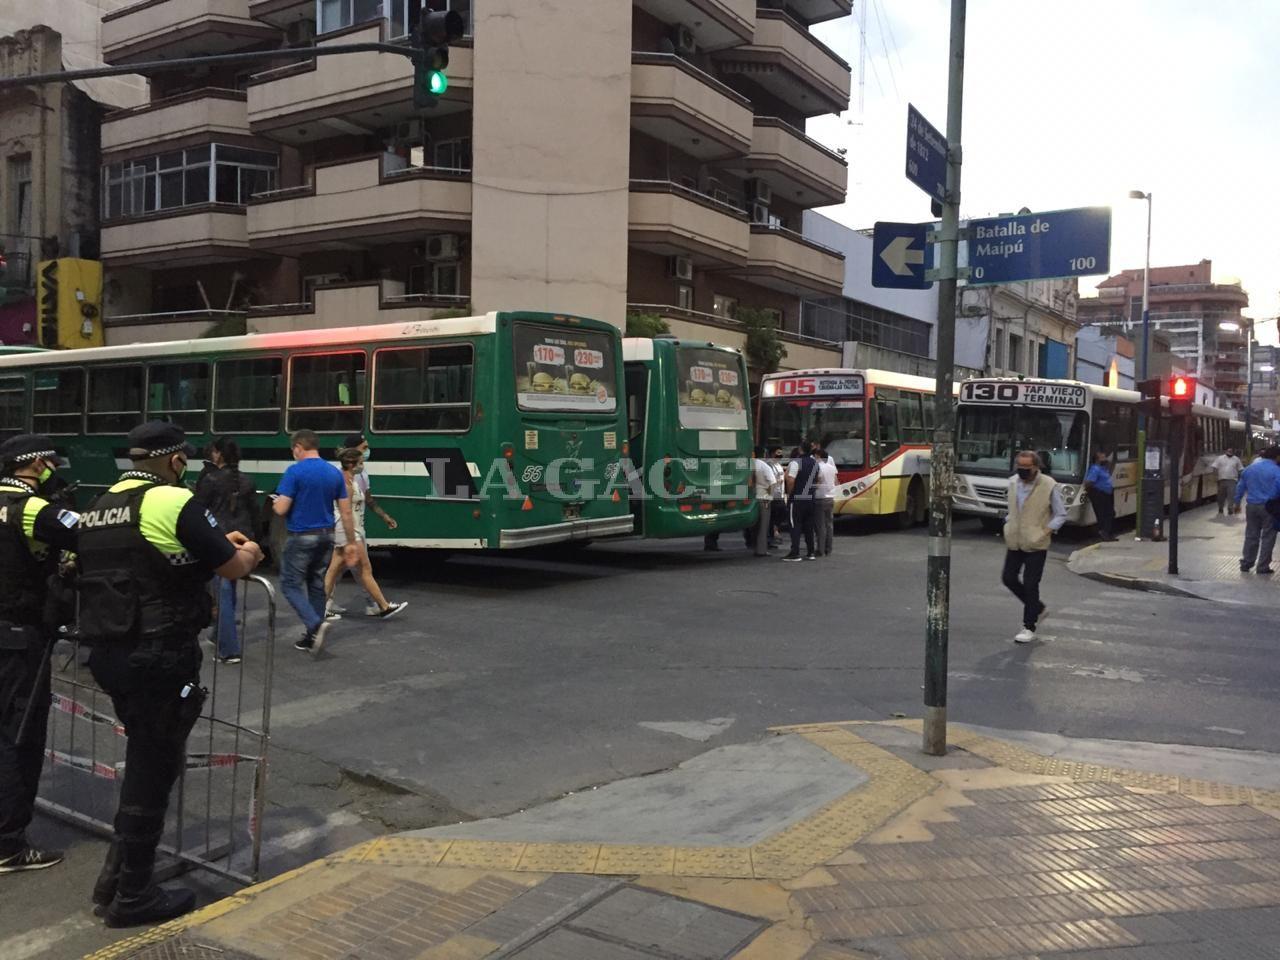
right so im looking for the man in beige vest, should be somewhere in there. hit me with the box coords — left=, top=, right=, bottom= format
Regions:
left=1002, top=451, right=1067, bottom=643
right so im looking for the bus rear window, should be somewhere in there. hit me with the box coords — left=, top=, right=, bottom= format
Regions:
left=676, top=348, right=748, bottom=430
left=514, top=324, right=617, bottom=414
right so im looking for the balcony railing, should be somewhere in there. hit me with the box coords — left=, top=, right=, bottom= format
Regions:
left=628, top=179, right=748, bottom=220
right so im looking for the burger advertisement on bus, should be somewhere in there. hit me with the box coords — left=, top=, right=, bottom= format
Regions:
left=514, top=325, right=618, bottom=413
left=676, top=347, right=749, bottom=430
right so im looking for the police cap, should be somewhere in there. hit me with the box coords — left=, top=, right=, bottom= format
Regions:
left=0, top=433, right=67, bottom=467
left=127, top=421, right=197, bottom=460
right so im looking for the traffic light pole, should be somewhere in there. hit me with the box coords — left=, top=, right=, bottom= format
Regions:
left=0, top=42, right=420, bottom=91
left=1168, top=415, right=1182, bottom=575
left=923, top=0, right=966, bottom=758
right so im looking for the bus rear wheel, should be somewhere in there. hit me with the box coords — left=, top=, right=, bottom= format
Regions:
left=898, top=479, right=925, bottom=529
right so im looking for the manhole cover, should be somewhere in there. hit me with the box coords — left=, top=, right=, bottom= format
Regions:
left=120, top=936, right=265, bottom=960
left=717, top=588, right=779, bottom=597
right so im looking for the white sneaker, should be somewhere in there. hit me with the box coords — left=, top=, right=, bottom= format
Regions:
left=324, top=612, right=342, bottom=622
left=310, top=620, right=330, bottom=657
left=375, top=601, right=408, bottom=620
left=326, top=600, right=347, bottom=616
left=1014, top=628, right=1036, bottom=644
left=364, top=604, right=381, bottom=617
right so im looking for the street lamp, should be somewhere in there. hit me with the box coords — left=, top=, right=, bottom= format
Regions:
left=1129, top=189, right=1152, bottom=538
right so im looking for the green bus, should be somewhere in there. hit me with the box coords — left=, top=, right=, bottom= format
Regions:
left=0, top=311, right=634, bottom=550
left=622, top=337, right=756, bottom=539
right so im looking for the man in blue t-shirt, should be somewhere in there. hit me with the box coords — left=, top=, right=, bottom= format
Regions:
left=272, top=430, right=357, bottom=655
left=1234, top=445, right=1280, bottom=574
left=1083, top=449, right=1116, bottom=542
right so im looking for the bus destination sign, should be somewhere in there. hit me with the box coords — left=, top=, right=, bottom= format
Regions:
left=960, top=381, right=1087, bottom=408
left=768, top=374, right=865, bottom=398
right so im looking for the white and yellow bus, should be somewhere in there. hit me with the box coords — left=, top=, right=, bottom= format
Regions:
left=951, top=377, right=1244, bottom=530
left=757, top=368, right=947, bottom=527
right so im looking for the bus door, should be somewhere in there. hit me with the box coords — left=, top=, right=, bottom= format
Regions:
left=0, top=374, right=28, bottom=441
left=624, top=361, right=649, bottom=531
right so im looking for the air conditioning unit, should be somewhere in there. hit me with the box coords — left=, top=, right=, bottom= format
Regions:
left=393, top=118, right=420, bottom=144
left=751, top=202, right=770, bottom=224
left=668, top=256, right=694, bottom=281
left=285, top=19, right=316, bottom=46
left=748, top=179, right=772, bottom=205
left=671, top=24, right=696, bottom=55
left=426, top=234, right=461, bottom=261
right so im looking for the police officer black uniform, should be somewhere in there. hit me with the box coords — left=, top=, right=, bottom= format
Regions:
left=79, top=422, right=263, bottom=927
left=0, top=434, right=78, bottom=874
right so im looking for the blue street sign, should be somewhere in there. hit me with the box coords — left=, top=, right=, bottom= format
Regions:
left=967, top=206, right=1111, bottom=285
left=906, top=103, right=947, bottom=204
left=872, top=221, right=932, bottom=289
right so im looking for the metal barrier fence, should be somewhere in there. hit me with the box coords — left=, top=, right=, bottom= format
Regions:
left=37, top=574, right=277, bottom=885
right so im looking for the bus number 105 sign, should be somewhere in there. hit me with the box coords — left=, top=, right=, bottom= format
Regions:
left=766, top=374, right=865, bottom=398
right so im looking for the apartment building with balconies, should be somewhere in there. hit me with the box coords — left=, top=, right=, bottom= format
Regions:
left=1077, top=259, right=1250, bottom=410
left=94, top=0, right=850, bottom=365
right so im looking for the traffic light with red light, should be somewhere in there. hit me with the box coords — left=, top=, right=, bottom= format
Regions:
left=1137, top=377, right=1163, bottom=419
left=1168, top=374, right=1196, bottom=417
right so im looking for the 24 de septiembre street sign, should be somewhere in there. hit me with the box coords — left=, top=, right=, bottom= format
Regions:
left=966, top=206, right=1111, bottom=285
left=905, top=104, right=947, bottom=204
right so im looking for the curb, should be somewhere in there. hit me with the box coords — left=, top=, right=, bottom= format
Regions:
left=1075, top=568, right=1208, bottom=601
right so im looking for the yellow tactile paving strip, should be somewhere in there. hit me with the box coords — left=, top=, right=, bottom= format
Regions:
left=85, top=719, right=1280, bottom=959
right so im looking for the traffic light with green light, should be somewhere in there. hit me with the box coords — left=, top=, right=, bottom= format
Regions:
left=413, top=9, right=464, bottom=108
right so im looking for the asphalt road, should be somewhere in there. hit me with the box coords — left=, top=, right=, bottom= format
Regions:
left=6, top=503, right=1279, bottom=958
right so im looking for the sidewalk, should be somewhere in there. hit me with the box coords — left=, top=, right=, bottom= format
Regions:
left=87, top=720, right=1280, bottom=960
left=1068, top=504, right=1280, bottom=604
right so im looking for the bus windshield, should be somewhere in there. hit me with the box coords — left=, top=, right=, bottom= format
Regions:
left=759, top=399, right=865, bottom=469
left=514, top=323, right=618, bottom=414
left=675, top=347, right=748, bottom=430
left=956, top=405, right=1088, bottom=481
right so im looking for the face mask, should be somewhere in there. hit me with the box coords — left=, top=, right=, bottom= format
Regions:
left=1016, top=467, right=1034, bottom=481
left=174, top=458, right=188, bottom=483
left=361, top=448, right=371, bottom=461
left=37, top=462, right=53, bottom=485
left=353, top=465, right=365, bottom=474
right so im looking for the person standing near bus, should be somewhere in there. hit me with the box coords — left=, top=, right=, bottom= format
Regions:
left=194, top=437, right=259, bottom=664
left=273, top=430, right=358, bottom=656
left=1002, top=450, right=1067, bottom=643
left=1234, top=445, right=1280, bottom=574
left=813, top=441, right=838, bottom=557
left=1211, top=447, right=1244, bottom=516
left=0, top=435, right=78, bottom=876
left=323, top=447, right=407, bottom=619
left=1083, top=449, right=1116, bottom=542
left=782, top=441, right=819, bottom=561
left=78, top=421, right=263, bottom=926
left=327, top=433, right=398, bottom=617
left=748, top=446, right=776, bottom=557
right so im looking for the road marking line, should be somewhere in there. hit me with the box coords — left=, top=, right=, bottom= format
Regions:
left=229, top=809, right=364, bottom=872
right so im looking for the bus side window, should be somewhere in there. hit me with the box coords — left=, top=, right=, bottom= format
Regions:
left=922, top=393, right=935, bottom=433
left=87, top=365, right=145, bottom=434
left=872, top=399, right=899, bottom=465
left=148, top=361, right=210, bottom=434
left=288, top=352, right=367, bottom=433
left=32, top=368, right=85, bottom=436
left=624, top=364, right=647, bottom=445
left=215, top=357, right=283, bottom=434
left=900, top=393, right=925, bottom=443
left=0, top=375, right=28, bottom=440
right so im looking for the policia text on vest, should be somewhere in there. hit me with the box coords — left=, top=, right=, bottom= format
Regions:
left=77, top=421, right=264, bottom=928
left=0, top=434, right=78, bottom=877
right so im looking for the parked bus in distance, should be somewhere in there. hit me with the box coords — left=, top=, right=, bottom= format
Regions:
left=951, top=377, right=1241, bottom=530
left=622, top=337, right=755, bottom=538
left=757, top=368, right=944, bottom=527
left=0, top=311, right=634, bottom=550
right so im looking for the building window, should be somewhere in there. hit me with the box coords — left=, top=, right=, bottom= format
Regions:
left=712, top=295, right=737, bottom=320
left=8, top=155, right=32, bottom=239
left=1008, top=333, right=1023, bottom=373
left=432, top=262, right=460, bottom=296
left=799, top=297, right=931, bottom=357
left=677, top=285, right=693, bottom=311
left=992, top=329, right=1004, bottom=369
left=317, top=0, right=470, bottom=37
left=433, top=137, right=472, bottom=172
left=102, top=145, right=277, bottom=220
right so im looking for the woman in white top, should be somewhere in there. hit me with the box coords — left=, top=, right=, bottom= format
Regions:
left=323, top=448, right=407, bottom=619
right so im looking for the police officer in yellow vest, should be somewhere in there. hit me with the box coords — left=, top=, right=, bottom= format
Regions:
left=79, top=422, right=263, bottom=927
left=1002, top=450, right=1067, bottom=645
left=0, top=435, right=78, bottom=875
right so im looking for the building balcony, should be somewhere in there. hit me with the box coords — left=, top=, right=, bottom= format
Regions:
left=628, top=180, right=750, bottom=266
left=102, top=0, right=278, bottom=65
left=785, top=0, right=854, bottom=26
left=721, top=116, right=847, bottom=208
left=625, top=302, right=840, bottom=368
left=101, top=89, right=249, bottom=155
left=103, top=309, right=244, bottom=346
left=630, top=53, right=754, bottom=160
left=247, top=282, right=470, bottom=334
left=712, top=9, right=851, bottom=118
left=247, top=0, right=312, bottom=27
left=246, top=21, right=472, bottom=143
left=732, top=224, right=844, bottom=297
left=632, top=0, right=754, bottom=50
left=100, top=206, right=250, bottom=266
left=246, top=154, right=471, bottom=255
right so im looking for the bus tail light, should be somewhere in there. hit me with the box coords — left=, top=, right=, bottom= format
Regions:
left=679, top=504, right=693, bottom=513
left=611, top=490, right=621, bottom=503
left=502, top=444, right=514, bottom=459
left=472, top=509, right=482, bottom=519
left=521, top=496, right=533, bottom=511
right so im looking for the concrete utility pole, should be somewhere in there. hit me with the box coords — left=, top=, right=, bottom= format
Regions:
left=923, top=0, right=966, bottom=757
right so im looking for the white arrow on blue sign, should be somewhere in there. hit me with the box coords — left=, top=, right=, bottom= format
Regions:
left=872, top=221, right=932, bottom=289
left=966, top=206, right=1111, bottom=285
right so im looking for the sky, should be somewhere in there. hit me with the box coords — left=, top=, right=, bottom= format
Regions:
left=810, top=0, right=1280, bottom=344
